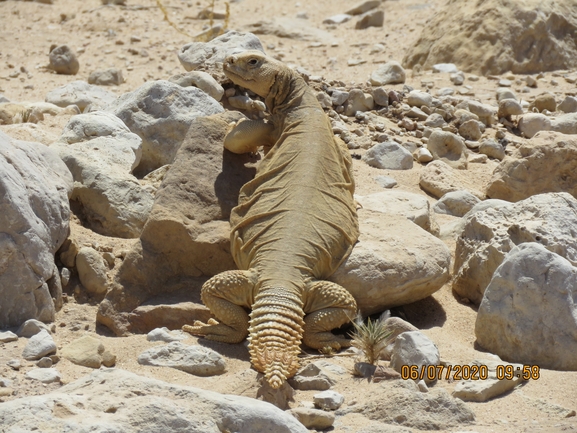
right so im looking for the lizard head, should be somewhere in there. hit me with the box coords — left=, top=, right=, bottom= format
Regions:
left=223, top=50, right=292, bottom=110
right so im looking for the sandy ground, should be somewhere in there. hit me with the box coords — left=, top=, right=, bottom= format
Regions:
left=1, top=0, right=577, bottom=432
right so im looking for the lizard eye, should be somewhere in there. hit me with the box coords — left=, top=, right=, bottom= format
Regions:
left=248, top=58, right=258, bottom=66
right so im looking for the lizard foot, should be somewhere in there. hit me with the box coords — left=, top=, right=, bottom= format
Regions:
left=182, top=319, right=247, bottom=343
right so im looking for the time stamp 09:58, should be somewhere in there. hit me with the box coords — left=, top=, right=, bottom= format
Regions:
left=400, top=364, right=541, bottom=381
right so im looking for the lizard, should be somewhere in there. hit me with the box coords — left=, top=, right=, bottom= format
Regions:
left=183, top=50, right=359, bottom=389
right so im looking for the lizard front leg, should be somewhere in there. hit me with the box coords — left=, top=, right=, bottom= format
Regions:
left=224, top=118, right=276, bottom=154
left=302, top=280, right=357, bottom=351
left=183, top=269, right=257, bottom=343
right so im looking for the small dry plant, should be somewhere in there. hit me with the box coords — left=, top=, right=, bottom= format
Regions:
left=349, top=314, right=391, bottom=365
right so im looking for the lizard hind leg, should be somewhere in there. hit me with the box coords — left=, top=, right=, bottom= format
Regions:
left=182, top=269, right=257, bottom=344
left=302, top=280, right=358, bottom=351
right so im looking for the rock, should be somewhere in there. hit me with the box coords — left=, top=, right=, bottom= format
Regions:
left=479, top=139, right=505, bottom=160
left=61, top=335, right=116, bottom=368
left=486, top=131, right=577, bottom=201
left=25, top=368, right=61, bottom=384
left=36, top=357, right=53, bottom=368
left=530, top=92, right=557, bottom=112
left=289, top=408, right=335, bottom=430
left=0, top=331, right=18, bottom=343
left=178, top=31, right=264, bottom=72
left=146, top=327, right=186, bottom=342
left=433, top=190, right=480, bottom=217
left=403, top=0, right=577, bottom=75
left=345, top=0, right=381, bottom=15
left=88, top=68, right=124, bottom=86
left=168, top=71, right=224, bottom=102
left=0, top=131, right=72, bottom=329
left=551, top=112, right=577, bottom=134
left=344, top=89, right=374, bottom=116
left=332, top=211, right=450, bottom=315
left=432, top=63, right=459, bottom=74
left=497, top=99, right=523, bottom=118
left=48, top=45, right=79, bottom=75
left=6, top=359, right=21, bottom=370
left=450, top=72, right=464, bottom=85
left=420, top=160, right=484, bottom=199
left=405, top=106, right=429, bottom=121
left=517, top=112, right=551, bottom=138
left=375, top=175, right=397, bottom=188
left=323, top=14, right=352, bottom=25
left=22, top=330, right=57, bottom=361
left=0, top=369, right=307, bottom=433
left=16, top=319, right=51, bottom=338
left=424, top=113, right=445, bottom=128
left=58, top=236, right=79, bottom=269
left=525, top=75, right=538, bottom=87
left=247, top=18, right=337, bottom=43
left=476, top=242, right=577, bottom=370
left=453, top=192, right=577, bottom=304
left=330, top=89, right=349, bottom=106
left=559, top=96, right=577, bottom=113
left=496, top=88, right=517, bottom=102
left=288, top=364, right=335, bottom=391
left=407, top=90, right=432, bottom=108
left=98, top=112, right=255, bottom=336
left=458, top=119, right=483, bottom=141
left=51, top=111, right=153, bottom=238
left=453, top=360, right=524, bottom=402
left=390, top=331, right=440, bottom=384
left=371, top=87, right=389, bottom=106
left=313, top=390, right=344, bottom=410
left=76, top=247, right=108, bottom=296
left=466, top=100, right=496, bottom=126
left=415, top=147, right=433, bottom=163
left=138, top=342, right=226, bottom=376
left=379, top=316, right=420, bottom=360
left=427, top=130, right=468, bottom=169
left=356, top=190, right=439, bottom=234
left=109, top=80, right=223, bottom=175
left=45, top=81, right=117, bottom=111
left=355, top=380, right=475, bottom=430
left=370, top=61, right=406, bottom=86
left=355, top=9, right=384, bottom=29
left=362, top=142, right=413, bottom=170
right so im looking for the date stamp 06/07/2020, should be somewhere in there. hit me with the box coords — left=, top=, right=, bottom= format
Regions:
left=400, top=364, right=541, bottom=382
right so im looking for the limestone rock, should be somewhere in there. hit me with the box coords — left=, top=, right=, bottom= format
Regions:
left=479, top=139, right=505, bottom=160
left=1, top=131, right=72, bottom=328
left=168, top=71, right=224, bottom=101
left=551, top=112, right=577, bottom=134
left=98, top=112, right=255, bottom=336
left=420, top=160, right=484, bottom=199
left=518, top=113, right=552, bottom=138
left=61, top=335, right=116, bottom=368
left=178, top=31, right=264, bottom=72
left=345, top=0, right=381, bottom=15
left=427, top=131, right=468, bottom=169
left=0, top=369, right=308, bottom=433
left=48, top=45, right=79, bottom=75
left=362, top=141, right=413, bottom=170
left=0, top=331, right=18, bottom=343
left=313, top=390, right=344, bottom=410
left=370, top=61, right=406, bottom=86
left=288, top=363, right=335, bottom=391
left=51, top=111, right=153, bottom=238
left=380, top=316, right=419, bottom=361
left=458, top=119, right=483, bottom=141
left=486, top=131, right=577, bottom=201
left=356, top=190, right=439, bottom=235
left=22, top=330, right=57, bottom=361
left=138, top=342, right=226, bottom=376
left=76, top=247, right=109, bottom=296
left=433, top=190, right=480, bottom=217
left=109, top=80, right=224, bottom=175
left=25, top=368, right=61, bottom=384
left=289, top=408, right=335, bottom=430
left=247, top=18, right=337, bottom=43
left=45, top=81, right=117, bottom=111
left=344, top=89, right=374, bottom=116
left=355, top=9, right=384, bottom=29
left=407, top=90, right=433, bottom=108
left=146, top=327, right=186, bottom=342
left=453, top=192, right=577, bottom=304
left=453, top=360, right=524, bottom=402
left=559, top=96, right=577, bottom=113
left=403, top=0, right=577, bottom=75
left=390, top=331, right=441, bottom=385
left=476, top=242, right=577, bottom=370
left=415, top=147, right=433, bottom=163
left=88, top=68, right=124, bottom=86
left=332, top=211, right=451, bottom=315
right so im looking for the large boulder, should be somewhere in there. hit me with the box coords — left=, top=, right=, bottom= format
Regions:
left=0, top=131, right=72, bottom=329
left=453, top=192, right=577, bottom=305
left=331, top=211, right=451, bottom=315
left=109, top=80, right=224, bottom=176
left=403, top=0, right=577, bottom=75
left=97, top=112, right=257, bottom=335
left=486, top=131, right=577, bottom=201
left=0, top=368, right=308, bottom=433
left=476, top=243, right=577, bottom=370
left=50, top=111, right=154, bottom=238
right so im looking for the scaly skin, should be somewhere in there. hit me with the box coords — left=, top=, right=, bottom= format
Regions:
left=183, top=51, right=359, bottom=389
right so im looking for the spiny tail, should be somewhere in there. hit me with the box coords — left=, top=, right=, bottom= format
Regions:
left=248, top=289, right=305, bottom=389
